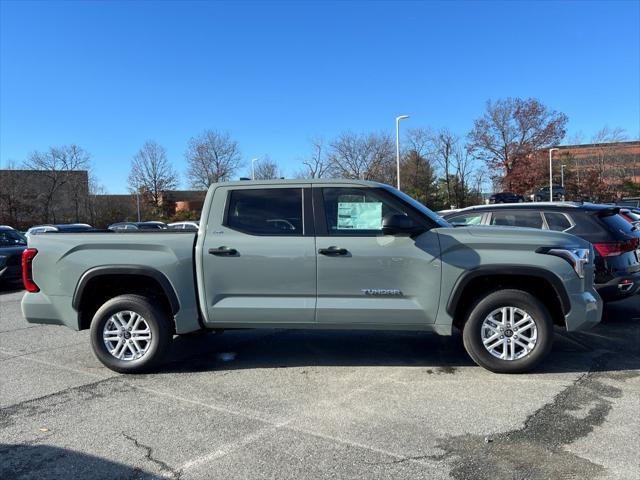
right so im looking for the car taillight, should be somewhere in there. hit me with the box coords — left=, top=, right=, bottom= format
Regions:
left=593, top=238, right=639, bottom=257
left=22, top=248, right=39, bottom=292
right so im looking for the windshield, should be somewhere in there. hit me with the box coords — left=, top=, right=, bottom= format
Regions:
left=0, top=230, right=27, bottom=246
left=382, top=185, right=451, bottom=228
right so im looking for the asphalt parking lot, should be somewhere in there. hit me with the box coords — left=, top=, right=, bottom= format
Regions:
left=1, top=285, right=639, bottom=480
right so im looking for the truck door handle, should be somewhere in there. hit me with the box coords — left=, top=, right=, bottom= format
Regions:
left=209, top=246, right=238, bottom=256
left=318, top=246, right=349, bottom=256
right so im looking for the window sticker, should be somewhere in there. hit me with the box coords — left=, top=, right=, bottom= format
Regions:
left=337, top=202, right=382, bottom=230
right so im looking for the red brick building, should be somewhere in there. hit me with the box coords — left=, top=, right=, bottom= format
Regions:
left=507, top=141, right=639, bottom=201
left=553, top=140, right=640, bottom=185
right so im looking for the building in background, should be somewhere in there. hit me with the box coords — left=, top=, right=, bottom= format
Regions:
left=0, top=169, right=208, bottom=229
left=554, top=140, right=639, bottom=201
left=506, top=141, right=639, bottom=201
left=0, top=169, right=89, bottom=229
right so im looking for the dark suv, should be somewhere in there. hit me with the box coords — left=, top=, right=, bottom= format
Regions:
left=0, top=227, right=27, bottom=284
left=489, top=192, right=525, bottom=204
left=531, top=186, right=566, bottom=202
left=443, top=203, right=640, bottom=302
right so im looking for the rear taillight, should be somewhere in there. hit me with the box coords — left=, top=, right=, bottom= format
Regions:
left=593, top=238, right=639, bottom=257
left=22, top=248, right=39, bottom=292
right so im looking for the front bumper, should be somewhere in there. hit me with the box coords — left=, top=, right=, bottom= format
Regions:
left=564, top=290, right=603, bottom=332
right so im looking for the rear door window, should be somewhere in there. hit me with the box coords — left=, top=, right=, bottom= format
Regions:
left=447, top=212, right=484, bottom=226
left=490, top=211, right=544, bottom=229
left=544, top=212, right=573, bottom=231
left=226, top=188, right=304, bottom=236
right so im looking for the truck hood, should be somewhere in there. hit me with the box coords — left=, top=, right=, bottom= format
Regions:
left=436, top=225, right=591, bottom=250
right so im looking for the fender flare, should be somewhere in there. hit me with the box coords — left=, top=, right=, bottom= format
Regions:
left=72, top=265, right=180, bottom=314
left=446, top=265, right=571, bottom=316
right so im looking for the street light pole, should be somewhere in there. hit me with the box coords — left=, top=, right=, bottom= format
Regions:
left=561, top=164, right=566, bottom=188
left=251, top=158, right=258, bottom=180
left=549, top=148, right=559, bottom=202
left=395, top=115, right=410, bottom=190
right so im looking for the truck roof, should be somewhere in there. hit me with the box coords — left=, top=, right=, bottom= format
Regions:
left=213, top=179, right=388, bottom=188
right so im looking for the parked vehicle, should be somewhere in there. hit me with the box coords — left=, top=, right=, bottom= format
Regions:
left=168, top=221, right=200, bottom=231
left=22, top=180, right=602, bottom=374
left=25, top=224, right=94, bottom=239
left=530, top=186, right=566, bottom=202
left=619, top=208, right=640, bottom=226
left=490, top=192, right=525, bottom=204
left=618, top=198, right=640, bottom=208
left=442, top=203, right=640, bottom=302
left=108, top=221, right=168, bottom=231
left=0, top=226, right=27, bottom=283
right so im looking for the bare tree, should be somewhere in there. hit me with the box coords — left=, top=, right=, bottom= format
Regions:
left=328, top=132, right=395, bottom=183
left=128, top=141, right=179, bottom=213
left=23, top=146, right=73, bottom=223
left=405, top=128, right=433, bottom=158
left=298, top=138, right=331, bottom=179
left=452, top=147, right=478, bottom=207
left=0, top=161, right=33, bottom=227
left=429, top=129, right=458, bottom=206
left=57, top=145, right=91, bottom=222
left=253, top=157, right=281, bottom=180
left=467, top=97, right=568, bottom=190
left=85, top=172, right=106, bottom=227
left=185, top=130, right=242, bottom=188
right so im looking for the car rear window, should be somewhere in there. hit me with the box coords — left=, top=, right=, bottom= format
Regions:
left=0, top=230, right=27, bottom=246
left=568, top=211, right=638, bottom=242
left=601, top=214, right=638, bottom=237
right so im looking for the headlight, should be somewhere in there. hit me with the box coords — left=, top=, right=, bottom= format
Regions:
left=544, top=248, right=591, bottom=278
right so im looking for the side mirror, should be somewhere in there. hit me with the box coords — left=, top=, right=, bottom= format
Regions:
left=382, top=214, right=418, bottom=235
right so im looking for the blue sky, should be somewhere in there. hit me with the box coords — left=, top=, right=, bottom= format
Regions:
left=1, top=0, right=639, bottom=193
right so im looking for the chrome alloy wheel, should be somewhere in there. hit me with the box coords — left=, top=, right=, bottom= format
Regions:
left=481, top=306, right=538, bottom=361
left=103, top=311, right=152, bottom=361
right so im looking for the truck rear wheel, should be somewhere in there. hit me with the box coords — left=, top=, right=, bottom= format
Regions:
left=462, top=289, right=554, bottom=373
left=89, top=294, right=172, bottom=373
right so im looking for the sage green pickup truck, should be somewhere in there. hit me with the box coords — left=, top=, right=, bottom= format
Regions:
left=22, top=180, right=602, bottom=373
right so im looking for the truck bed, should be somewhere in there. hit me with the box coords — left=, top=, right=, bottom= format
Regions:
left=23, top=231, right=201, bottom=333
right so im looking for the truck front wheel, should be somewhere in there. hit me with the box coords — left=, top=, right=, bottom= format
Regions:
left=89, top=294, right=173, bottom=373
left=462, top=289, right=554, bottom=373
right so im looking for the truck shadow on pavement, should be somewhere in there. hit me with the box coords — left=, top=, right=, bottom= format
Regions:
left=0, top=443, right=156, bottom=480
left=159, top=297, right=640, bottom=376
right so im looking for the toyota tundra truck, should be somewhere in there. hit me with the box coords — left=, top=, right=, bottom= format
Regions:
left=21, top=180, right=602, bottom=373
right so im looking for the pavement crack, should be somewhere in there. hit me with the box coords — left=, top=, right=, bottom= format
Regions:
left=429, top=352, right=638, bottom=480
left=122, top=432, right=182, bottom=479
left=364, top=454, right=433, bottom=466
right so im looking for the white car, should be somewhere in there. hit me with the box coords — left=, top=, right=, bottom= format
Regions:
left=168, top=221, right=200, bottom=231
left=26, top=224, right=93, bottom=239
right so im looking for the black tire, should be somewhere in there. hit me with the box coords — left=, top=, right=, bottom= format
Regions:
left=90, top=294, right=173, bottom=373
left=462, top=289, right=554, bottom=373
